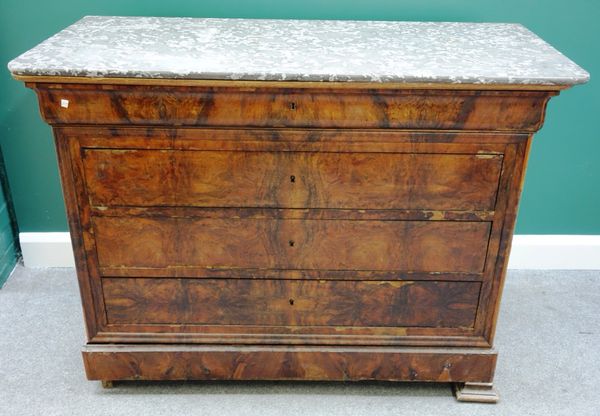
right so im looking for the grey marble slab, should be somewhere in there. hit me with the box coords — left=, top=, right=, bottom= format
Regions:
left=8, top=16, right=589, bottom=85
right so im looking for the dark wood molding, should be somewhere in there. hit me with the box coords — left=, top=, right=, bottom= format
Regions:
left=82, top=344, right=497, bottom=383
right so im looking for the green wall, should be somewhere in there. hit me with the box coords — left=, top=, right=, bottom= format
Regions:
left=1, top=0, right=598, bottom=234
left=0, top=150, right=17, bottom=286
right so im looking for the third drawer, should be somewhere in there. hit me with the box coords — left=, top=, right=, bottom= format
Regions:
left=93, top=216, right=491, bottom=274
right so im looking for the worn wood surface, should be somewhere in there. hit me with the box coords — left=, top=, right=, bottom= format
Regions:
left=33, top=83, right=552, bottom=131
left=91, top=329, right=489, bottom=348
left=93, top=217, right=491, bottom=273
left=83, top=149, right=503, bottom=210
left=52, top=132, right=100, bottom=339
left=482, top=138, right=533, bottom=346
left=103, top=278, right=481, bottom=328
left=82, top=345, right=497, bottom=383
left=100, top=380, right=113, bottom=389
left=453, top=382, right=499, bottom=403
left=18, top=75, right=568, bottom=90
left=65, top=126, right=526, bottom=149
left=92, top=206, right=495, bottom=223
left=21, top=80, right=559, bottom=391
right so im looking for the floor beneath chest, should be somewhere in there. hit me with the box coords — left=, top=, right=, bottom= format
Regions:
left=1, top=265, right=598, bottom=416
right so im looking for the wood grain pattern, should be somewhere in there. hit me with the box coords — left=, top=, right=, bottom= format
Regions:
left=19, top=77, right=562, bottom=393
left=482, top=138, right=533, bottom=345
left=20, top=75, right=567, bottom=90
left=82, top=344, right=497, bottom=383
left=33, top=83, right=552, bottom=131
left=63, top=125, right=526, bottom=150
left=83, top=149, right=503, bottom=211
left=91, top=327, right=487, bottom=347
left=92, top=206, right=496, bottom=222
left=51, top=132, right=100, bottom=339
left=93, top=217, right=491, bottom=273
left=103, top=278, right=481, bottom=328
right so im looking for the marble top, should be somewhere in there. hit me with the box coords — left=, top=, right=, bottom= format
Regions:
left=8, top=16, right=589, bottom=86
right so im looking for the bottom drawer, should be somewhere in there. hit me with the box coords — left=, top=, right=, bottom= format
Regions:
left=103, top=278, right=481, bottom=329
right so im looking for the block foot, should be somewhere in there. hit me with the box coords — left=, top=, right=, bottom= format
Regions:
left=101, top=380, right=114, bottom=389
left=453, top=382, right=498, bottom=403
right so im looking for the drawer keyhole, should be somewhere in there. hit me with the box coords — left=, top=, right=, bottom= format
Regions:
left=289, top=299, right=295, bottom=306
left=290, top=175, right=296, bottom=183
left=289, top=240, right=295, bottom=247
left=289, top=102, right=297, bottom=110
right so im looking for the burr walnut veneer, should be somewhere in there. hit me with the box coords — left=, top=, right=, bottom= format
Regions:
left=14, top=77, right=579, bottom=402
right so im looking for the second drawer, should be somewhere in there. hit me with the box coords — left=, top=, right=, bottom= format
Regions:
left=93, top=216, right=491, bottom=273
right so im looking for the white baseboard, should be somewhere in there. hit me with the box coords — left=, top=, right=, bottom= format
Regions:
left=18, top=232, right=600, bottom=270
left=20, top=232, right=75, bottom=268
left=507, top=235, right=600, bottom=270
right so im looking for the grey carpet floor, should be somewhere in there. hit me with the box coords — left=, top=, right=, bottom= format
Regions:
left=0, top=265, right=599, bottom=416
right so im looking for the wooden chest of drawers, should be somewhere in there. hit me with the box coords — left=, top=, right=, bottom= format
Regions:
left=10, top=17, right=588, bottom=403
left=32, top=82, right=548, bottom=398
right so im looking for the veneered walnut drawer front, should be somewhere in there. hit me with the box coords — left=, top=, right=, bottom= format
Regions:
left=103, top=278, right=481, bottom=328
left=93, top=217, right=490, bottom=273
left=83, top=149, right=503, bottom=211
left=36, top=84, right=550, bottom=131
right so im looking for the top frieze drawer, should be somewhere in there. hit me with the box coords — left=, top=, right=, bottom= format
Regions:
left=31, top=84, right=551, bottom=132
